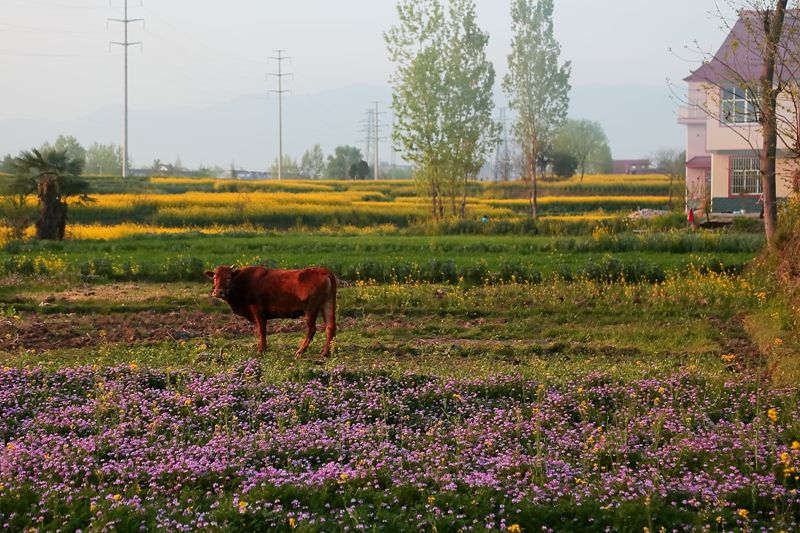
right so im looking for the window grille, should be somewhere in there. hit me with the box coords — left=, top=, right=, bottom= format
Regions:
left=730, top=156, right=761, bottom=194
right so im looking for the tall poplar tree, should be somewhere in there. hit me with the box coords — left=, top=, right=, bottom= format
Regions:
left=386, top=0, right=498, bottom=220
left=503, top=0, right=571, bottom=219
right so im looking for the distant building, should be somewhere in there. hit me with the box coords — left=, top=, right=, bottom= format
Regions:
left=130, top=168, right=150, bottom=178
left=612, top=159, right=651, bottom=175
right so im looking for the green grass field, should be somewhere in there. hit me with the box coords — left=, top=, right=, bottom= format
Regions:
left=0, top=232, right=760, bottom=290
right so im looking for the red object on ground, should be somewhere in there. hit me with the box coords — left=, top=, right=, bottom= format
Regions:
left=687, top=208, right=695, bottom=225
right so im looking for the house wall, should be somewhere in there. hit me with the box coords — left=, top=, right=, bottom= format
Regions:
left=777, top=157, right=799, bottom=197
left=700, top=83, right=798, bottom=210
left=686, top=123, right=707, bottom=160
left=686, top=167, right=708, bottom=210
left=703, top=83, right=800, bottom=152
left=711, top=152, right=797, bottom=212
left=684, top=82, right=711, bottom=210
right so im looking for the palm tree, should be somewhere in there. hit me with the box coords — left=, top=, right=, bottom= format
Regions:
left=11, top=148, right=90, bottom=240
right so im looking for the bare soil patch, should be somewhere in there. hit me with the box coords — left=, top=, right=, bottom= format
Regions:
left=1, top=310, right=256, bottom=352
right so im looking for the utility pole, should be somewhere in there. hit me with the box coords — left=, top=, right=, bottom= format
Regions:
left=268, top=50, right=291, bottom=180
left=109, top=0, right=143, bottom=179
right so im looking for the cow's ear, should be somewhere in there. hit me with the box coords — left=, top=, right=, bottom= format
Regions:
left=204, top=270, right=215, bottom=279
left=231, top=268, right=241, bottom=277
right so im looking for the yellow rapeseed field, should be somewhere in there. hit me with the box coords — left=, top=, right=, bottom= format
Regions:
left=0, top=176, right=676, bottom=243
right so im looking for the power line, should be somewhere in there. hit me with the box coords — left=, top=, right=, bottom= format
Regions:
left=267, top=49, right=291, bottom=180
left=0, top=49, right=104, bottom=58
left=0, top=0, right=106, bottom=10
left=108, top=0, right=143, bottom=179
left=0, top=22, right=106, bottom=34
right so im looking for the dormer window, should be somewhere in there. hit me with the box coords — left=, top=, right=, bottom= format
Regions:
left=721, top=85, right=759, bottom=124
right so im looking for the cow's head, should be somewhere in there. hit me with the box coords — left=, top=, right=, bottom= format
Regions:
left=204, top=266, right=240, bottom=300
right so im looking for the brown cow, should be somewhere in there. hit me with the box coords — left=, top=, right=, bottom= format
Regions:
left=205, top=265, right=337, bottom=358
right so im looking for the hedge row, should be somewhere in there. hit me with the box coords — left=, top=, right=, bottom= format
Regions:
left=2, top=255, right=744, bottom=285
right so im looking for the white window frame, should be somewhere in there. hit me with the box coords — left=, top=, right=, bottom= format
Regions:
left=721, top=85, right=758, bottom=124
left=730, top=156, right=761, bottom=195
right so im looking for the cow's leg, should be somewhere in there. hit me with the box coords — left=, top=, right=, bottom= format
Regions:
left=320, top=297, right=337, bottom=358
left=253, top=311, right=267, bottom=354
left=294, top=312, right=317, bottom=358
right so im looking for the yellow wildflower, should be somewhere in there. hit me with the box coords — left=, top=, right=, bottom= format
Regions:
left=112, top=494, right=122, bottom=502
left=288, top=517, right=297, bottom=529
left=737, top=508, right=749, bottom=518
left=792, top=441, right=800, bottom=451
left=768, top=408, right=779, bottom=423
left=238, top=500, right=248, bottom=513
left=507, top=525, right=522, bottom=533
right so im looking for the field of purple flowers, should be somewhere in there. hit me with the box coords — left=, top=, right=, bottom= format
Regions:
left=1, top=360, right=799, bottom=532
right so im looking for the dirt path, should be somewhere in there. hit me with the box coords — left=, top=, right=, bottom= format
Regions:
left=1, top=310, right=269, bottom=351
left=0, top=310, right=432, bottom=352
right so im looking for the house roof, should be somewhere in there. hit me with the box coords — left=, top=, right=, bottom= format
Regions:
left=685, top=155, right=711, bottom=169
left=685, top=10, right=800, bottom=83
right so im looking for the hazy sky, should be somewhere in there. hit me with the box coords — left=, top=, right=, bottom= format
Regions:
left=1, top=0, right=737, bottom=122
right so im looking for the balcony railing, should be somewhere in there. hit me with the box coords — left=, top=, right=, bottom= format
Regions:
left=678, top=105, right=707, bottom=123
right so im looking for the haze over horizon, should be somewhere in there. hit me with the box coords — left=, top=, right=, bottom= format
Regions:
left=1, top=0, right=738, bottom=170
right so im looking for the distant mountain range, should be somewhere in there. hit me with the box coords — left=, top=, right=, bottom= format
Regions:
left=0, top=83, right=683, bottom=170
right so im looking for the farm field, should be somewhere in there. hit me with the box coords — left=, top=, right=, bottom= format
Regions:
left=0, top=175, right=684, bottom=233
left=0, top=232, right=761, bottom=291
left=2, top=269, right=799, bottom=531
left=1, top=176, right=798, bottom=531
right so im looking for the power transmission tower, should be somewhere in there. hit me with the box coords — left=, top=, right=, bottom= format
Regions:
left=360, top=108, right=375, bottom=164
left=108, top=0, right=143, bottom=179
left=371, top=102, right=387, bottom=180
left=268, top=50, right=291, bottom=180
left=495, top=107, right=511, bottom=181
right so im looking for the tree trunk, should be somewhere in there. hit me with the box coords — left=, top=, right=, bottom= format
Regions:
left=759, top=1, right=788, bottom=246
left=668, top=176, right=674, bottom=210
left=431, top=186, right=438, bottom=221
left=580, top=156, right=586, bottom=182
left=36, top=175, right=67, bottom=241
left=530, top=157, right=538, bottom=220
left=460, top=172, right=469, bottom=220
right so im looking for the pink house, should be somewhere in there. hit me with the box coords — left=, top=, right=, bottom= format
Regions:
left=679, top=10, right=798, bottom=214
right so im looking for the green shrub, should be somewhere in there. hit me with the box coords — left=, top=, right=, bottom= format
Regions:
left=163, top=257, right=205, bottom=281
left=79, top=258, right=114, bottom=278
